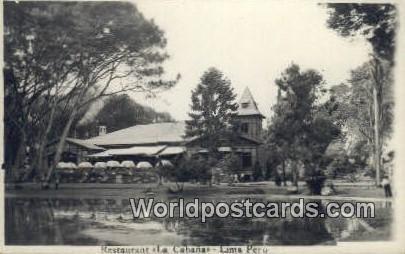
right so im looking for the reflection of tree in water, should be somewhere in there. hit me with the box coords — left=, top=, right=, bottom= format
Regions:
left=5, top=198, right=101, bottom=245
left=277, top=217, right=333, bottom=245
left=325, top=205, right=392, bottom=241
left=276, top=201, right=334, bottom=245
left=6, top=197, right=391, bottom=245
left=161, top=202, right=334, bottom=246
left=6, top=198, right=62, bottom=244
left=182, top=217, right=264, bottom=245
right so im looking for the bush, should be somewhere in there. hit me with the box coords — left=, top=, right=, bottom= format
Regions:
left=264, top=161, right=273, bottom=180
left=305, top=174, right=326, bottom=195
left=274, top=172, right=282, bottom=186
left=326, top=155, right=358, bottom=179
left=169, top=156, right=214, bottom=185
left=217, top=153, right=242, bottom=174
left=253, top=161, right=263, bottom=181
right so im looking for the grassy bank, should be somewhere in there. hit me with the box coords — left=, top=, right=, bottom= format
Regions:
left=5, top=181, right=387, bottom=200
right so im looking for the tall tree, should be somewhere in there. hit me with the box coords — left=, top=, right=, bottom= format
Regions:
left=326, top=4, right=396, bottom=184
left=4, top=2, right=178, bottom=182
left=326, top=3, right=397, bottom=62
left=266, top=64, right=340, bottom=188
left=185, top=67, right=238, bottom=152
left=327, top=60, right=394, bottom=180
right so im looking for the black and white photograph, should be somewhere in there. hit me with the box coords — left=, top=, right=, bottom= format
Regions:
left=1, top=0, right=404, bottom=253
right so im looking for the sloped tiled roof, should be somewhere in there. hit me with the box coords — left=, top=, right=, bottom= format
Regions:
left=87, top=145, right=167, bottom=157
left=66, top=138, right=105, bottom=150
left=237, top=87, right=264, bottom=118
left=77, top=120, right=261, bottom=149
left=158, top=146, right=186, bottom=155
left=87, top=145, right=186, bottom=158
left=72, top=88, right=264, bottom=148
left=108, top=145, right=166, bottom=156
left=85, top=122, right=187, bottom=146
left=86, top=150, right=110, bottom=158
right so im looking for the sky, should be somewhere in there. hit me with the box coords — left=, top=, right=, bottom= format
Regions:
left=129, top=0, right=371, bottom=124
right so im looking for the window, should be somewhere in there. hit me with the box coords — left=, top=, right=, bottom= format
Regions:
left=98, top=125, right=107, bottom=136
left=241, top=153, right=252, bottom=168
left=241, top=102, right=249, bottom=108
left=241, top=123, right=249, bottom=133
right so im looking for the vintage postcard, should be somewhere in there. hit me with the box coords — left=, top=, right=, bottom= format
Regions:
left=1, top=0, right=404, bottom=253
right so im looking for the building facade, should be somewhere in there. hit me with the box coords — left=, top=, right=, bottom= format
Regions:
left=61, top=87, right=265, bottom=174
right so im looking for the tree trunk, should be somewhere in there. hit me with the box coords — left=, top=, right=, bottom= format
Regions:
left=292, top=161, right=299, bottom=187
left=370, top=57, right=383, bottom=186
left=36, top=104, right=58, bottom=177
left=10, top=131, right=27, bottom=182
left=45, top=107, right=78, bottom=183
left=282, top=159, right=287, bottom=186
left=373, top=86, right=381, bottom=186
left=157, top=173, right=163, bottom=186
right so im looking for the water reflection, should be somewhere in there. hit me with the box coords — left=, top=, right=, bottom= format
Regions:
left=5, top=197, right=392, bottom=245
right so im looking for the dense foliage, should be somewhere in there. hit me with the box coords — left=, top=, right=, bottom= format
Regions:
left=326, top=3, right=396, bottom=182
left=265, top=64, right=340, bottom=187
left=4, top=2, right=177, bottom=181
left=185, top=68, right=238, bottom=152
left=326, top=3, right=397, bottom=62
left=77, top=94, right=174, bottom=137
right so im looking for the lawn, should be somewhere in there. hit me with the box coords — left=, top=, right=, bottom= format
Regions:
left=5, top=181, right=387, bottom=200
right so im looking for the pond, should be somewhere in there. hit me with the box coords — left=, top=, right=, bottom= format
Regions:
left=5, top=196, right=392, bottom=245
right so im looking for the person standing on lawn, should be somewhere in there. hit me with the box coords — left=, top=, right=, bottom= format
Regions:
left=381, top=176, right=392, bottom=198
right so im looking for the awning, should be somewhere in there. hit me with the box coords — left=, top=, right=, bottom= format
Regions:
left=157, top=146, right=186, bottom=156
left=196, top=147, right=231, bottom=153
left=94, top=162, right=107, bottom=169
left=156, top=160, right=174, bottom=168
left=121, top=160, right=136, bottom=168
left=137, top=161, right=153, bottom=169
left=218, top=147, right=232, bottom=152
left=106, top=160, right=122, bottom=167
left=78, top=162, right=93, bottom=168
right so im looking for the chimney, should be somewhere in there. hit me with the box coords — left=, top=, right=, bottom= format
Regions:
left=98, top=125, right=107, bottom=136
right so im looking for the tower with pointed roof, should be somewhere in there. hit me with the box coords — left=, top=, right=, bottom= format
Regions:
left=235, top=87, right=265, bottom=141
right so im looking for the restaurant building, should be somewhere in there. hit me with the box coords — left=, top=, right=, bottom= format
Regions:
left=61, top=87, right=265, bottom=174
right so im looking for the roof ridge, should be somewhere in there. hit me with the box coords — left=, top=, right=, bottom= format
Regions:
left=237, top=87, right=264, bottom=117
left=85, top=121, right=185, bottom=142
